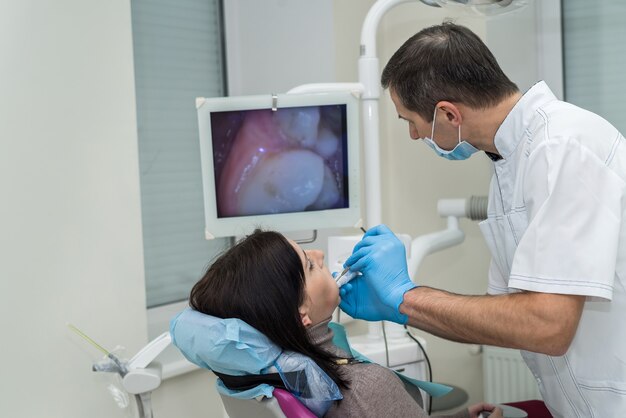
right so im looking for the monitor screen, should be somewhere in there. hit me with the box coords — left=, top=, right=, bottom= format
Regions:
left=196, top=92, right=361, bottom=239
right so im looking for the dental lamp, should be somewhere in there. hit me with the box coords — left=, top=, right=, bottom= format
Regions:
left=420, top=0, right=528, bottom=16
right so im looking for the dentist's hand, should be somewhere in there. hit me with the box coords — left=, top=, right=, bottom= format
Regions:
left=339, top=224, right=417, bottom=324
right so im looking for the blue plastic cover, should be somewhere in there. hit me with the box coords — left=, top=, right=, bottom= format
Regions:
left=170, top=308, right=281, bottom=375
left=170, top=308, right=341, bottom=417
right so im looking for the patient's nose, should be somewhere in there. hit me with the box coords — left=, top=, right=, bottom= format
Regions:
left=310, top=249, right=325, bottom=265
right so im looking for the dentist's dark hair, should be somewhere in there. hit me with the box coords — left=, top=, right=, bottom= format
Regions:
left=190, top=229, right=349, bottom=389
left=381, top=22, right=519, bottom=121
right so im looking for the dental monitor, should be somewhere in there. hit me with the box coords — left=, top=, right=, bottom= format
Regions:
left=196, top=92, right=361, bottom=239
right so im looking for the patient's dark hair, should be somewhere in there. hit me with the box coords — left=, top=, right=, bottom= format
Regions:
left=190, top=230, right=349, bottom=389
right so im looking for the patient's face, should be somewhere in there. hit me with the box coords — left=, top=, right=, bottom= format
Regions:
left=289, top=239, right=340, bottom=326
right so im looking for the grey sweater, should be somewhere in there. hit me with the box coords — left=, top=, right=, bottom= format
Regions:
left=307, top=319, right=470, bottom=418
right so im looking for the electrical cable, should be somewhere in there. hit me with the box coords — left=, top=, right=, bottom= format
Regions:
left=405, top=325, right=433, bottom=415
left=139, top=392, right=153, bottom=418
left=135, top=394, right=146, bottom=418
left=381, top=321, right=391, bottom=368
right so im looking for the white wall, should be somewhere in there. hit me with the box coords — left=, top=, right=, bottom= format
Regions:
left=224, top=0, right=336, bottom=95
left=485, top=1, right=540, bottom=93
left=0, top=1, right=148, bottom=417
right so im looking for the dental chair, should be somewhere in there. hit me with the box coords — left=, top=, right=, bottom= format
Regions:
left=170, top=308, right=341, bottom=418
left=219, top=388, right=316, bottom=418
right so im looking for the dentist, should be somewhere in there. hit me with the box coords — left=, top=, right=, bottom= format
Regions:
left=340, top=23, right=626, bottom=418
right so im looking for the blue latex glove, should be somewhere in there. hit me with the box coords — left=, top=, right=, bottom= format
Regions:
left=339, top=224, right=417, bottom=324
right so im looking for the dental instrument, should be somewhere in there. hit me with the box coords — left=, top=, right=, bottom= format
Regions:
left=335, top=267, right=360, bottom=288
left=68, top=323, right=128, bottom=376
left=333, top=226, right=368, bottom=287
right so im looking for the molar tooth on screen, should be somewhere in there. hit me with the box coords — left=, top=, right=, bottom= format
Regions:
left=213, top=105, right=346, bottom=217
left=274, top=106, right=321, bottom=149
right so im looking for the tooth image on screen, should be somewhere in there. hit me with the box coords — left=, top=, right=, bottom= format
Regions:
left=213, top=105, right=347, bottom=218
left=274, top=106, right=321, bottom=149
left=238, top=149, right=325, bottom=215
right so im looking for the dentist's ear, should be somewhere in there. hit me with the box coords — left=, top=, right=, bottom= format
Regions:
left=436, top=101, right=462, bottom=127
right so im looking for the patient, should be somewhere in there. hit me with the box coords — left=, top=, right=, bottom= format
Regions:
left=190, top=230, right=502, bottom=418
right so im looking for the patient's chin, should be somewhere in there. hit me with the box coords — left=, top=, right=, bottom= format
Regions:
left=327, top=292, right=340, bottom=315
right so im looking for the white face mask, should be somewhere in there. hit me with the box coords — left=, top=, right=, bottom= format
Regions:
left=423, top=107, right=479, bottom=161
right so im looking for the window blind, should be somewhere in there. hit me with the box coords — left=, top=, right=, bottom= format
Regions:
left=131, top=0, right=228, bottom=307
left=563, top=0, right=626, bottom=133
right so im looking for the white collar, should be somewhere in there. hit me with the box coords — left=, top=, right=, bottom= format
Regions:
left=494, top=81, right=558, bottom=160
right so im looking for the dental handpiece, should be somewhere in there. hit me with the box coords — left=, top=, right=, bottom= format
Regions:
left=335, top=267, right=359, bottom=288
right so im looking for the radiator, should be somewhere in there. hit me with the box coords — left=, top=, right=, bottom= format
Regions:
left=483, top=346, right=542, bottom=403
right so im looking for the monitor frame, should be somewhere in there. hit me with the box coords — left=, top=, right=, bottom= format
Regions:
left=196, top=91, right=361, bottom=239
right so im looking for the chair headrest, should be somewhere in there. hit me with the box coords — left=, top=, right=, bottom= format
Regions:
left=170, top=307, right=343, bottom=417
left=170, top=307, right=282, bottom=376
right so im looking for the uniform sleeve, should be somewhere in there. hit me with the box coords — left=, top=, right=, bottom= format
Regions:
left=509, top=137, right=624, bottom=300
left=487, top=258, right=510, bottom=295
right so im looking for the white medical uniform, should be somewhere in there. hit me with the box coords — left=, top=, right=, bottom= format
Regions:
left=479, top=81, right=626, bottom=418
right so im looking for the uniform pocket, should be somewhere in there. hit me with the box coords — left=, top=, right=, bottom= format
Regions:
left=506, top=208, right=529, bottom=246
